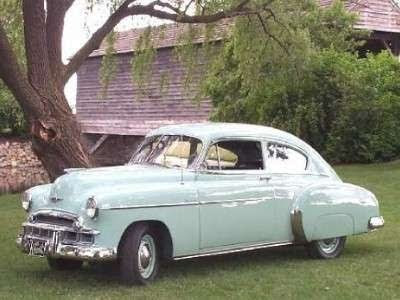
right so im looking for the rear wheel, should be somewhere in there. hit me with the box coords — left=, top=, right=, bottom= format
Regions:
left=307, top=237, right=346, bottom=259
left=119, top=223, right=160, bottom=285
left=47, top=257, right=83, bottom=270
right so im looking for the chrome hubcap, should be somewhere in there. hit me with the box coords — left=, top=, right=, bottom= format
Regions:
left=137, top=234, right=156, bottom=279
left=318, top=238, right=340, bottom=254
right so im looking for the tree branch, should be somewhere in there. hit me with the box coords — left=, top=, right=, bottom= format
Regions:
left=63, top=0, right=135, bottom=83
left=256, top=13, right=289, bottom=55
left=46, top=0, right=74, bottom=87
left=0, top=21, right=43, bottom=118
left=131, top=0, right=256, bottom=24
left=64, top=0, right=260, bottom=84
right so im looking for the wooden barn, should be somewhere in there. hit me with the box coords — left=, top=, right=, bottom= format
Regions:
left=76, top=1, right=400, bottom=165
left=76, top=22, right=229, bottom=165
left=320, top=0, right=400, bottom=55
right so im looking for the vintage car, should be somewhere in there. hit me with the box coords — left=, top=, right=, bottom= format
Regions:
left=17, top=123, right=384, bottom=285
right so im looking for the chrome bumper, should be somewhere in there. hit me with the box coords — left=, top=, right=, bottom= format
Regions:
left=16, top=221, right=117, bottom=261
left=369, top=216, right=384, bottom=230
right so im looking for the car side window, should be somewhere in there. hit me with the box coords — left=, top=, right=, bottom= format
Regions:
left=266, top=142, right=307, bottom=173
left=204, top=140, right=264, bottom=170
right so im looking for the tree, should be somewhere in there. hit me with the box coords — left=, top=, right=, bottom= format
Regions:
left=0, top=0, right=271, bottom=180
left=206, top=1, right=400, bottom=163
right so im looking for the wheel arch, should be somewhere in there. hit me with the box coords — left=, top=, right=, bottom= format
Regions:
left=117, top=220, right=173, bottom=260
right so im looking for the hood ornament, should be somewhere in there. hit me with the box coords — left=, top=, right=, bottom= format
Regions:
left=50, top=192, right=62, bottom=203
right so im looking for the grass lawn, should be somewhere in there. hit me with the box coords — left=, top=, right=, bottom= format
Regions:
left=0, top=162, right=399, bottom=299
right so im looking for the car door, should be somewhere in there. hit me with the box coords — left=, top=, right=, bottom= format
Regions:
left=196, top=139, right=276, bottom=249
left=264, top=141, right=322, bottom=242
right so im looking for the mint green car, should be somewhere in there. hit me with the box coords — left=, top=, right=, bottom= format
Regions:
left=17, top=123, right=384, bottom=285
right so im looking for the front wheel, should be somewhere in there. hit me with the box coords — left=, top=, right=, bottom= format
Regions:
left=119, top=224, right=160, bottom=285
left=306, top=236, right=346, bottom=259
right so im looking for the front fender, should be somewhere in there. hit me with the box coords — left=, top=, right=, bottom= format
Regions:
left=291, top=182, right=380, bottom=242
left=27, top=184, right=52, bottom=212
left=83, top=181, right=199, bottom=257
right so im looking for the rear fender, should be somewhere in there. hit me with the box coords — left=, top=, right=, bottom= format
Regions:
left=290, top=183, right=379, bottom=242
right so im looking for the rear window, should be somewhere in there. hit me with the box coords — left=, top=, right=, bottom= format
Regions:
left=266, top=142, right=307, bottom=173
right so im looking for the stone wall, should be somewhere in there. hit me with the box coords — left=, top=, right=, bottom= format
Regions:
left=0, top=137, right=49, bottom=194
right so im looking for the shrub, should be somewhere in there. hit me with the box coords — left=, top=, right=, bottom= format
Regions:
left=205, top=1, right=400, bottom=163
left=0, top=85, right=26, bottom=136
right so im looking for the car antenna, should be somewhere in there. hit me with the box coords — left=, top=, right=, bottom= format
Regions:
left=180, top=135, right=184, bottom=185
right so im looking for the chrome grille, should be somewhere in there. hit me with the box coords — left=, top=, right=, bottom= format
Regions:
left=23, top=225, right=94, bottom=245
left=34, top=214, right=74, bottom=228
left=24, top=226, right=55, bottom=239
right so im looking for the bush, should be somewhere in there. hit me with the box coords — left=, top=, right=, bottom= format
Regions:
left=0, top=86, right=25, bottom=136
left=208, top=49, right=400, bottom=163
left=205, top=1, right=400, bottom=164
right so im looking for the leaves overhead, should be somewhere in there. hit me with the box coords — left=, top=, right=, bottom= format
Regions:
left=205, top=0, right=400, bottom=163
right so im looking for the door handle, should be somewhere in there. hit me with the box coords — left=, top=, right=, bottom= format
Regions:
left=259, top=175, right=271, bottom=182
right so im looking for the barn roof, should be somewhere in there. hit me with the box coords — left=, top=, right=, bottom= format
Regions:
left=90, top=20, right=231, bottom=57
left=91, top=1, right=400, bottom=57
left=320, top=0, right=400, bottom=33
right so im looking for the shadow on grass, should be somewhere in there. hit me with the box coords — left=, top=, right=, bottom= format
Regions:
left=18, top=242, right=380, bottom=288
left=18, top=246, right=313, bottom=285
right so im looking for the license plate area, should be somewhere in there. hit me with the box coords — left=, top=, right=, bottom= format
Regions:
left=26, top=237, right=52, bottom=257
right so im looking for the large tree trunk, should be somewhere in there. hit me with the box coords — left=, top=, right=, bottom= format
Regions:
left=29, top=92, right=92, bottom=181
left=20, top=0, right=91, bottom=180
left=0, top=0, right=257, bottom=180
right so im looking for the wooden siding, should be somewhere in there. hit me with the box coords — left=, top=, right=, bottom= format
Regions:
left=320, top=0, right=400, bottom=33
left=90, top=21, right=231, bottom=57
left=76, top=48, right=212, bottom=135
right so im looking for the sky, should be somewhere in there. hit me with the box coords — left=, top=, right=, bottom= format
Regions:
left=62, top=1, right=171, bottom=109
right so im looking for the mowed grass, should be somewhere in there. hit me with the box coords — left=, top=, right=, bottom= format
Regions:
left=0, top=162, right=399, bottom=300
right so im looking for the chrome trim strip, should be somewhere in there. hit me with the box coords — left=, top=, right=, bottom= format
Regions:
left=103, top=197, right=274, bottom=210
left=173, top=241, right=293, bottom=261
left=102, top=202, right=199, bottom=210
left=32, top=209, right=78, bottom=221
left=200, top=197, right=272, bottom=205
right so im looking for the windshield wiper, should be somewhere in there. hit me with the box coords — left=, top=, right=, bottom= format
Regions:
left=143, top=161, right=169, bottom=168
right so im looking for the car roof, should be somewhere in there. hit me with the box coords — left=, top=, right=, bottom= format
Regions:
left=149, top=122, right=300, bottom=144
left=148, top=122, right=341, bottom=180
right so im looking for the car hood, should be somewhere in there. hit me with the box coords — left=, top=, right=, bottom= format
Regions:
left=42, top=164, right=186, bottom=215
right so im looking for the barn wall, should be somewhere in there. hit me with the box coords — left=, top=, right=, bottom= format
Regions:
left=87, top=134, right=144, bottom=166
left=76, top=47, right=212, bottom=136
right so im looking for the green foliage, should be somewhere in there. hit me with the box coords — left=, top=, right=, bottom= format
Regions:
left=0, top=83, right=25, bottom=136
left=205, top=0, right=400, bottom=163
left=131, top=27, right=156, bottom=94
left=174, top=24, right=201, bottom=91
left=99, top=31, right=117, bottom=99
left=0, top=0, right=25, bottom=65
left=0, top=0, right=25, bottom=136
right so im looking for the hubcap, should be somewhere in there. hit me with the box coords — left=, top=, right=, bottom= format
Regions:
left=137, top=234, right=156, bottom=279
left=318, top=237, right=340, bottom=254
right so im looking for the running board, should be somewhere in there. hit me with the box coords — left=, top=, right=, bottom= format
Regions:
left=173, top=241, right=294, bottom=261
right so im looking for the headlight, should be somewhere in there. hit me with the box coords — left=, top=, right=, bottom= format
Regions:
left=86, top=197, right=98, bottom=218
left=21, top=191, right=32, bottom=212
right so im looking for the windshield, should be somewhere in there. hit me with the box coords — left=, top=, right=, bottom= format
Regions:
left=129, top=135, right=203, bottom=169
